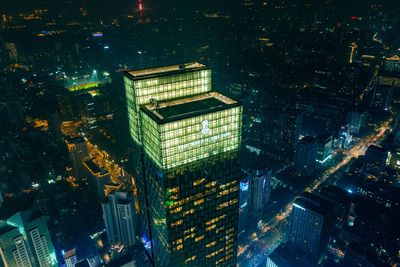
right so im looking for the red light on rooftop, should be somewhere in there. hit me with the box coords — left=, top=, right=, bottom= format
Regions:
left=350, top=16, right=362, bottom=21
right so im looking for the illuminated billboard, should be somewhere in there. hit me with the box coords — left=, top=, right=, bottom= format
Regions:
left=140, top=92, right=242, bottom=170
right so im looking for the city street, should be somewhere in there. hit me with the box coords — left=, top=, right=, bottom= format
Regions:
left=237, top=119, right=391, bottom=267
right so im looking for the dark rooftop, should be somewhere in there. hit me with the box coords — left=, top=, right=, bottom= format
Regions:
left=317, top=133, right=332, bottom=143
left=141, top=92, right=240, bottom=123
left=294, top=192, right=334, bottom=216
left=83, top=160, right=102, bottom=174
left=75, top=260, right=91, bottom=267
left=124, top=62, right=209, bottom=80
left=0, top=224, right=18, bottom=236
left=300, top=136, right=317, bottom=144
left=66, top=136, right=86, bottom=145
left=158, top=98, right=224, bottom=119
left=83, top=160, right=108, bottom=176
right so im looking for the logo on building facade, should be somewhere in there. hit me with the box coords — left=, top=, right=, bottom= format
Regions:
left=201, top=120, right=210, bottom=134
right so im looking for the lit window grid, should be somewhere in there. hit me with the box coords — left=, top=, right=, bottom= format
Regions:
left=141, top=112, right=163, bottom=167
left=141, top=106, right=242, bottom=170
left=144, top=154, right=240, bottom=266
left=124, top=70, right=212, bottom=143
left=133, top=69, right=211, bottom=102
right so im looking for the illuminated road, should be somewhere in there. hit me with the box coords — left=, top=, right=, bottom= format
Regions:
left=238, top=119, right=391, bottom=267
left=61, top=121, right=130, bottom=185
left=309, top=120, right=390, bottom=192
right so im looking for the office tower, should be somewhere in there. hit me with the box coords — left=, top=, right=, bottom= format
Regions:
left=249, top=169, right=271, bottom=217
left=66, top=136, right=89, bottom=180
left=238, top=178, right=250, bottom=231
left=294, top=136, right=318, bottom=176
left=264, top=109, right=303, bottom=154
left=318, top=186, right=349, bottom=229
left=80, top=94, right=98, bottom=132
left=316, top=134, right=332, bottom=165
left=347, top=109, right=367, bottom=135
left=364, top=144, right=388, bottom=174
left=124, top=62, right=212, bottom=246
left=102, top=190, right=136, bottom=248
left=383, top=55, right=400, bottom=72
left=371, top=84, right=393, bottom=110
left=124, top=62, right=211, bottom=144
left=124, top=63, right=242, bottom=266
left=393, top=118, right=400, bottom=147
left=356, top=181, right=400, bottom=209
left=0, top=209, right=57, bottom=266
left=336, top=124, right=352, bottom=149
left=63, top=248, right=78, bottom=267
left=83, top=160, right=110, bottom=199
left=140, top=92, right=241, bottom=266
left=46, top=109, right=62, bottom=140
left=376, top=56, right=400, bottom=88
left=289, top=192, right=334, bottom=262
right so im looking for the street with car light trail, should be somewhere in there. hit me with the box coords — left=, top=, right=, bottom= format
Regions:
left=237, top=118, right=392, bottom=267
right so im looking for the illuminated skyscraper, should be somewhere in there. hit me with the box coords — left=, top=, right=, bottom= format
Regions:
left=124, top=63, right=242, bottom=266
left=102, top=190, right=136, bottom=248
left=0, top=210, right=57, bottom=267
left=83, top=160, right=110, bottom=199
left=63, top=249, right=78, bottom=267
left=66, top=136, right=89, bottom=180
left=289, top=192, right=334, bottom=262
left=294, top=136, right=318, bottom=176
left=249, top=169, right=271, bottom=218
left=124, top=62, right=211, bottom=144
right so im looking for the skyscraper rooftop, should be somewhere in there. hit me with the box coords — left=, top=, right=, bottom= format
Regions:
left=125, top=62, right=208, bottom=80
left=141, top=92, right=240, bottom=123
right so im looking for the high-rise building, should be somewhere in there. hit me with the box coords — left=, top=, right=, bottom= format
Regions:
left=393, top=122, right=400, bottom=148
left=66, top=136, right=89, bottom=180
left=80, top=94, right=98, bottom=132
left=238, top=178, right=250, bottom=231
left=289, top=192, right=334, bottom=262
left=347, top=109, right=367, bottom=135
left=46, top=109, right=62, bottom=140
left=376, top=56, right=400, bottom=88
left=124, top=62, right=212, bottom=144
left=264, top=109, right=303, bottom=154
left=335, top=124, right=352, bottom=149
left=63, top=248, right=78, bottom=267
left=318, top=186, right=350, bottom=229
left=383, top=55, right=400, bottom=72
left=0, top=209, right=57, bottom=267
left=124, top=63, right=242, bottom=266
left=371, top=84, right=393, bottom=110
left=316, top=134, right=332, bottom=165
left=364, top=144, right=388, bottom=174
left=249, top=169, right=271, bottom=217
left=102, top=190, right=136, bottom=248
left=294, top=136, right=318, bottom=176
left=83, top=160, right=110, bottom=199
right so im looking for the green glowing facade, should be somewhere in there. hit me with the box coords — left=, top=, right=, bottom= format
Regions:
left=140, top=94, right=242, bottom=170
left=0, top=210, right=57, bottom=267
left=124, top=63, right=242, bottom=267
left=124, top=62, right=212, bottom=143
